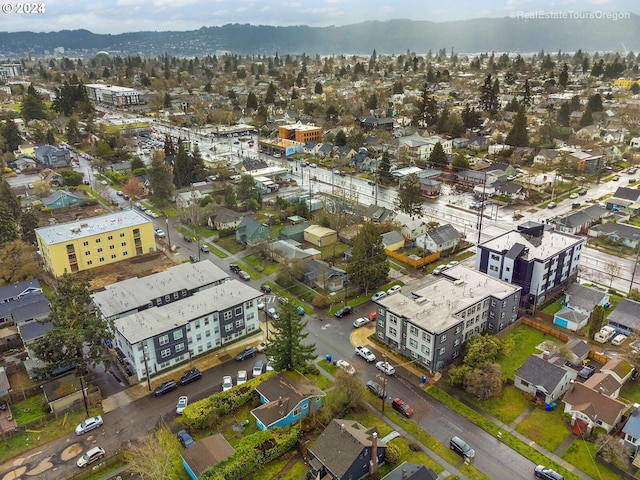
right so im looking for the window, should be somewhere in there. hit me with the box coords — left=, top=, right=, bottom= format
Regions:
left=123, top=251, right=128, bottom=256
left=490, top=311, right=495, bottom=319
left=453, top=338, right=461, bottom=347
left=235, top=307, right=243, bottom=316
left=410, top=325, right=418, bottom=336
left=159, top=335, right=169, bottom=346
left=161, top=348, right=171, bottom=358
left=235, top=319, right=243, bottom=328
left=175, top=343, right=185, bottom=353
left=99, top=257, right=105, bottom=262
left=121, top=242, right=127, bottom=247
left=87, top=260, right=93, bottom=265
left=438, top=347, right=445, bottom=356
left=120, top=232, right=125, bottom=237
left=110, top=254, right=116, bottom=259
left=520, top=380, right=529, bottom=388
left=107, top=235, right=113, bottom=240
left=173, top=330, right=183, bottom=341
left=109, top=245, right=115, bottom=250
left=488, top=322, right=494, bottom=330
left=204, top=318, right=210, bottom=325
left=196, top=334, right=202, bottom=341
left=224, top=324, right=233, bottom=332
left=84, top=251, right=90, bottom=256
left=440, top=334, right=447, bottom=343
left=421, top=345, right=430, bottom=355
left=83, top=241, right=89, bottom=246
left=452, top=350, right=459, bottom=358
left=409, top=338, right=418, bottom=348
left=95, top=238, right=101, bottom=244
left=389, top=327, right=397, bottom=336
left=389, top=315, right=398, bottom=325
left=491, top=299, right=496, bottom=307
left=500, top=312, right=505, bottom=319
left=422, top=332, right=431, bottom=342
left=489, top=265, right=498, bottom=272
left=165, top=295, right=170, bottom=302
left=377, top=319, right=384, bottom=327
left=454, top=325, right=461, bottom=334
left=97, top=247, right=103, bottom=253
left=224, top=311, right=232, bottom=320
left=205, top=330, right=211, bottom=338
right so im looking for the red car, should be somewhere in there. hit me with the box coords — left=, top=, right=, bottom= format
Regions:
left=392, top=397, right=413, bottom=417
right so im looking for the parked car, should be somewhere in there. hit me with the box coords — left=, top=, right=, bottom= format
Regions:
left=154, top=229, right=166, bottom=238
left=355, top=346, right=376, bottom=362
left=376, top=361, right=395, bottom=375
left=368, top=311, right=377, bottom=321
left=189, top=254, right=199, bottom=263
left=257, top=340, right=272, bottom=352
left=391, top=397, right=413, bottom=417
left=75, top=415, right=103, bottom=435
left=571, top=202, right=581, bottom=209
left=252, top=360, right=264, bottom=377
left=569, top=193, right=579, bottom=199
left=77, top=446, right=105, bottom=468
left=296, top=305, right=306, bottom=316
left=267, top=307, right=280, bottom=321
left=260, top=284, right=271, bottom=293
left=336, top=359, right=355, bottom=376
left=579, top=189, right=588, bottom=195
left=183, top=234, right=193, bottom=242
left=229, top=264, right=241, bottom=273
left=433, top=265, right=447, bottom=275
left=177, top=430, right=195, bottom=448
left=371, top=291, right=387, bottom=302
left=257, top=299, right=265, bottom=310
left=200, top=244, right=210, bottom=253
left=353, top=317, right=370, bottom=328
left=179, top=368, right=202, bottom=385
left=366, top=380, right=385, bottom=398
left=578, top=363, right=596, bottom=379
left=387, top=285, right=401, bottom=295
left=446, top=261, right=459, bottom=269
left=238, top=270, right=251, bottom=281
left=176, top=396, right=188, bottom=415
left=547, top=202, right=557, bottom=209
left=334, top=305, right=353, bottom=318
left=449, top=436, right=474, bottom=460
left=222, top=375, right=233, bottom=392
left=235, top=346, right=258, bottom=361
left=154, top=380, right=177, bottom=396
left=534, top=465, right=564, bottom=480
left=237, top=370, right=247, bottom=385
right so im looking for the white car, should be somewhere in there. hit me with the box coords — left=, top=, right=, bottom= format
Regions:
left=353, top=317, right=370, bottom=328
left=309, top=163, right=317, bottom=168
left=371, top=291, right=387, bottom=302
left=237, top=370, right=247, bottom=385
left=355, top=346, right=377, bottom=362
left=100, top=180, right=108, bottom=185
left=433, top=265, right=447, bottom=275
left=387, top=285, right=401, bottom=295
left=257, top=300, right=265, bottom=310
left=569, top=193, right=579, bottom=199
left=75, top=415, right=103, bottom=435
left=336, top=359, right=356, bottom=376
left=446, top=261, right=459, bottom=269
left=376, top=361, right=396, bottom=376
left=77, top=446, right=105, bottom=468
left=154, top=229, right=166, bottom=238
left=222, top=375, right=233, bottom=392
left=176, top=396, right=188, bottom=415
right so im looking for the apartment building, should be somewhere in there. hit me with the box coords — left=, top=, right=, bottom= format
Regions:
left=35, top=210, right=155, bottom=277
left=113, top=279, right=261, bottom=380
left=476, top=221, right=585, bottom=309
left=92, top=262, right=230, bottom=321
left=84, top=83, right=141, bottom=106
left=374, top=266, right=521, bottom=373
left=278, top=122, right=323, bottom=143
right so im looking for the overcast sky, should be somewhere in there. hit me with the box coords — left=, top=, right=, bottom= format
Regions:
left=2, top=0, right=638, bottom=34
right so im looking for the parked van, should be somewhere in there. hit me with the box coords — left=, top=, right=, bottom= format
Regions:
left=612, top=334, right=628, bottom=346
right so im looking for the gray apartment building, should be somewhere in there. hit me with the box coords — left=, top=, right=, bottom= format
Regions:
left=374, top=266, right=521, bottom=373
left=475, top=221, right=585, bottom=310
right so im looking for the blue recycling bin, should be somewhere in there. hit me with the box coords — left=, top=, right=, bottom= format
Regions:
left=326, top=354, right=332, bottom=363
left=421, top=376, right=427, bottom=384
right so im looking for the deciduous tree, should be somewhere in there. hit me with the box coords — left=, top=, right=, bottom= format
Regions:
left=0, top=240, right=37, bottom=286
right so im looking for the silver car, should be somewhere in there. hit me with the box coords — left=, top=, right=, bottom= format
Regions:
left=75, top=415, right=103, bottom=435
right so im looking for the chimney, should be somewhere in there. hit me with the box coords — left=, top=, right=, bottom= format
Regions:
left=542, top=351, right=550, bottom=360
left=369, top=432, right=379, bottom=475
left=278, top=396, right=283, bottom=407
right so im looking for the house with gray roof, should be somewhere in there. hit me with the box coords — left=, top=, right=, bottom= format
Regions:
left=278, top=221, right=313, bottom=242
left=607, top=298, right=640, bottom=335
left=565, top=283, right=610, bottom=316
left=514, top=353, right=577, bottom=404
left=381, top=230, right=405, bottom=251
left=382, top=462, right=437, bottom=480
left=235, top=217, right=271, bottom=245
left=269, top=239, right=319, bottom=265
left=553, top=308, right=589, bottom=332
left=207, top=207, right=244, bottom=230
left=34, top=145, right=70, bottom=168
left=303, top=259, right=346, bottom=292
left=589, top=221, right=640, bottom=248
left=309, top=419, right=387, bottom=480
left=416, top=224, right=460, bottom=253
left=557, top=204, right=607, bottom=235
left=604, top=186, right=640, bottom=214
left=41, top=190, right=84, bottom=210
left=566, top=339, right=590, bottom=366
left=492, top=181, right=528, bottom=200
left=623, top=407, right=640, bottom=453
left=363, top=205, right=396, bottom=224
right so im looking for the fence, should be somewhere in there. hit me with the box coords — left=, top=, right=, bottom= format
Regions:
left=384, top=248, right=440, bottom=269
left=521, top=316, right=571, bottom=343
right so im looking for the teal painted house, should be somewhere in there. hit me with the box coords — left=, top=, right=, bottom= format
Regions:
left=41, top=190, right=84, bottom=210
left=235, top=217, right=271, bottom=245
left=251, top=373, right=324, bottom=430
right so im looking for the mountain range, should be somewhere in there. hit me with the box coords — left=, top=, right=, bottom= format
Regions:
left=1, top=16, right=639, bottom=57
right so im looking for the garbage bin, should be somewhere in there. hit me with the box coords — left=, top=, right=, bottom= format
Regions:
left=326, top=354, right=332, bottom=363
left=421, top=376, right=427, bottom=384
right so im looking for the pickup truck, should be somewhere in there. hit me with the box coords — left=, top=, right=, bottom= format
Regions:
left=355, top=346, right=376, bottom=362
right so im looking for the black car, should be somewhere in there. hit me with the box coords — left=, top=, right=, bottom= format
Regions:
left=179, top=368, right=202, bottom=386
left=366, top=380, right=385, bottom=398
left=154, top=380, right=177, bottom=397
left=534, top=465, right=564, bottom=480
left=578, top=189, right=588, bottom=195
left=334, top=305, right=353, bottom=318
left=183, top=234, right=193, bottom=242
left=260, top=284, right=271, bottom=293
left=450, top=436, right=475, bottom=460
left=229, top=264, right=241, bottom=274
left=235, top=346, right=258, bottom=361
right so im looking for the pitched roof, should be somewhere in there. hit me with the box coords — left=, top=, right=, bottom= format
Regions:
left=591, top=221, right=640, bottom=241
left=309, top=419, right=386, bottom=479
left=611, top=186, right=640, bottom=202
left=601, top=358, right=634, bottom=382
left=566, top=339, right=590, bottom=358
left=607, top=299, right=640, bottom=331
left=237, top=217, right=267, bottom=238
left=424, top=224, right=460, bottom=245
left=382, top=462, right=438, bottom=480
left=583, top=372, right=621, bottom=397
left=516, top=355, right=571, bottom=393
left=623, top=408, right=640, bottom=439
left=209, top=207, right=243, bottom=224
left=565, top=283, right=608, bottom=312
left=41, top=190, right=84, bottom=205
left=0, top=279, right=42, bottom=303
left=381, top=230, right=405, bottom=247
left=181, top=433, right=234, bottom=478
left=554, top=308, right=588, bottom=325
left=562, top=382, right=626, bottom=425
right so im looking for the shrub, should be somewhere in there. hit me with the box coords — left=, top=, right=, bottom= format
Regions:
left=312, top=293, right=329, bottom=309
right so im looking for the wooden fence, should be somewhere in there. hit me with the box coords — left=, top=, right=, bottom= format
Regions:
left=385, top=249, right=440, bottom=269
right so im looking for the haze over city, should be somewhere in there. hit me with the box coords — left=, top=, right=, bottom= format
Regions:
left=1, top=0, right=638, bottom=35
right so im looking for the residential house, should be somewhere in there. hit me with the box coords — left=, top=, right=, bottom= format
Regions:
left=630, top=137, right=640, bottom=148
left=303, top=259, right=346, bottom=292
left=269, top=239, right=320, bottom=265
left=39, top=168, right=62, bottom=186
left=358, top=116, right=394, bottom=132
left=553, top=283, right=610, bottom=331
left=309, top=419, right=387, bottom=480
left=533, top=149, right=560, bottom=166
left=14, top=155, right=37, bottom=171
left=382, top=462, right=438, bottom=480
left=583, top=372, right=622, bottom=399
left=304, top=225, right=337, bottom=247
left=17, top=143, right=40, bottom=158
left=381, top=231, right=405, bottom=252
left=394, top=213, right=429, bottom=241
left=623, top=407, right=640, bottom=455
left=476, top=221, right=585, bottom=308
left=363, top=205, right=396, bottom=224
left=589, top=221, right=640, bottom=248
left=375, top=266, right=521, bottom=373
left=278, top=221, right=313, bottom=242
left=419, top=176, right=442, bottom=197
left=207, top=208, right=244, bottom=230
left=113, top=279, right=261, bottom=382
left=0, top=279, right=44, bottom=321
left=598, top=186, right=640, bottom=214
left=175, top=190, right=205, bottom=209
left=40, top=190, right=84, bottom=210
left=557, top=204, right=607, bottom=235
left=34, top=145, right=70, bottom=168
left=569, top=150, right=603, bottom=174
left=562, top=382, right=627, bottom=434
left=181, top=434, right=235, bottom=480
left=514, top=353, right=577, bottom=404
left=0, top=367, right=9, bottom=398
left=42, top=374, right=86, bottom=415
left=316, top=143, right=334, bottom=158
left=607, top=299, right=640, bottom=335
left=565, top=339, right=591, bottom=366
left=415, top=224, right=460, bottom=253
left=492, top=182, right=528, bottom=201
left=601, top=358, right=635, bottom=385
left=467, top=136, right=490, bottom=151
left=235, top=217, right=271, bottom=245
left=251, top=373, right=325, bottom=430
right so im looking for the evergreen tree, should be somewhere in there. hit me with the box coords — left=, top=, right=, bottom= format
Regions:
left=587, top=93, right=603, bottom=112
left=33, top=273, right=115, bottom=378
left=335, top=130, right=347, bottom=147
left=558, top=63, right=569, bottom=89
left=163, top=134, right=175, bottom=156
left=223, top=185, right=237, bottom=209
left=148, top=151, right=175, bottom=204
left=451, top=153, right=470, bottom=171
left=45, top=128, right=56, bottom=145
left=267, top=301, right=317, bottom=374
left=428, top=142, right=448, bottom=167
left=246, top=92, right=258, bottom=109
left=65, top=118, right=82, bottom=145
left=173, top=141, right=191, bottom=187
left=237, top=174, right=258, bottom=202
left=580, top=106, right=594, bottom=127
left=480, top=74, right=498, bottom=115
left=557, top=102, right=571, bottom=127
left=376, top=151, right=393, bottom=185
left=367, top=92, right=378, bottom=110
left=21, top=85, right=46, bottom=121
left=435, top=104, right=450, bottom=133
left=265, top=83, right=276, bottom=104
left=505, top=105, right=529, bottom=147
left=0, top=204, right=18, bottom=246
left=314, top=82, right=323, bottom=94
left=0, top=180, right=20, bottom=222
left=461, top=104, right=482, bottom=130
left=522, top=79, right=532, bottom=108
left=346, top=222, right=389, bottom=295
left=588, top=305, right=605, bottom=340
left=414, top=84, right=438, bottom=127
left=395, top=173, right=424, bottom=218
left=2, top=119, right=24, bottom=152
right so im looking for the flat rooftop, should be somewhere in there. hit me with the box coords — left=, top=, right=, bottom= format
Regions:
left=92, top=262, right=230, bottom=319
left=280, top=124, right=321, bottom=132
left=115, top=279, right=262, bottom=344
left=36, top=210, right=151, bottom=246
left=480, top=228, right=583, bottom=261
left=85, top=84, right=138, bottom=93
left=378, top=265, right=520, bottom=334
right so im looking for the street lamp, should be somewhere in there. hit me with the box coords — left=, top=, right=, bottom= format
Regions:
left=165, top=217, right=171, bottom=253
left=629, top=239, right=640, bottom=295
left=380, top=354, right=388, bottom=412
left=263, top=296, right=269, bottom=342
left=143, top=342, right=152, bottom=391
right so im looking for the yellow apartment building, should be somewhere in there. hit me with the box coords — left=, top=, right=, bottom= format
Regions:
left=35, top=210, right=156, bottom=277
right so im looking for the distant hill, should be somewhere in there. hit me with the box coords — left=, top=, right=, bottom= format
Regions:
left=1, top=16, right=639, bottom=57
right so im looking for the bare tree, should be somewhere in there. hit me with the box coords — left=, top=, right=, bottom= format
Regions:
left=333, top=367, right=368, bottom=412
left=595, top=432, right=632, bottom=464
left=126, top=429, right=182, bottom=480
left=604, top=261, right=621, bottom=288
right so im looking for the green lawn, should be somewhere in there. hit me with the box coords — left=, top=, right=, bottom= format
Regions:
left=561, top=439, right=622, bottom=480
left=515, top=406, right=570, bottom=452
left=242, top=254, right=280, bottom=275
left=11, top=394, right=47, bottom=426
left=202, top=242, right=228, bottom=258
left=542, top=297, right=565, bottom=315
left=620, top=378, right=640, bottom=404
left=472, top=385, right=531, bottom=425
left=497, top=325, right=551, bottom=378
left=216, top=235, right=245, bottom=254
